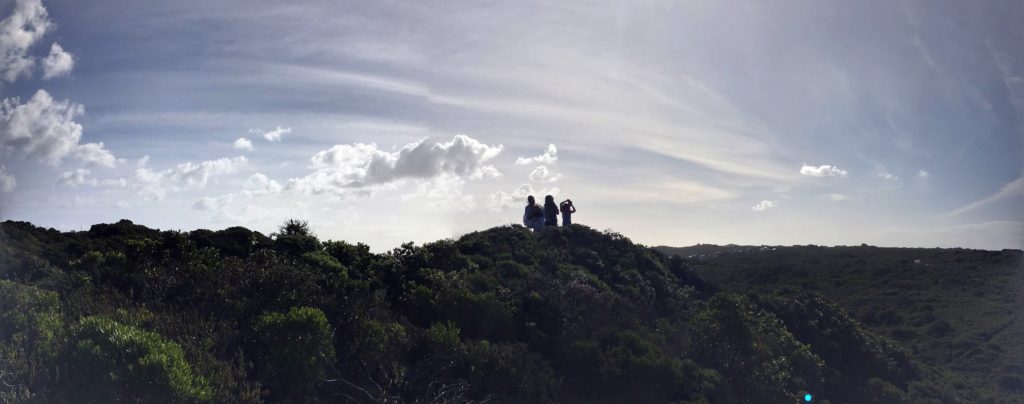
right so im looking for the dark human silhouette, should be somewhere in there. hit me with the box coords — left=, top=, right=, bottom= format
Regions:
left=523, top=195, right=544, bottom=232
left=543, top=195, right=559, bottom=227
left=560, top=199, right=576, bottom=226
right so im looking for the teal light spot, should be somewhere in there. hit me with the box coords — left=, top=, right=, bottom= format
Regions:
left=804, top=393, right=813, bottom=402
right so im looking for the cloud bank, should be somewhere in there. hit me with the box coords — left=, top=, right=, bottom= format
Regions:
left=289, top=134, right=503, bottom=195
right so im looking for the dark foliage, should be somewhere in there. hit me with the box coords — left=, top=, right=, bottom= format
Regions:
left=658, top=243, right=1024, bottom=403
left=0, top=220, right=985, bottom=403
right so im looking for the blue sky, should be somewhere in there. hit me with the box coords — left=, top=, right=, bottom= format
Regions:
left=0, top=0, right=1021, bottom=250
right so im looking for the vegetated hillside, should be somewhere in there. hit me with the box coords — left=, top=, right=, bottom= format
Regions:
left=656, top=244, right=1024, bottom=403
left=0, top=220, right=969, bottom=404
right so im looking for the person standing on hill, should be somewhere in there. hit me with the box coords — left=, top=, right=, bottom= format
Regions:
left=560, top=199, right=576, bottom=226
left=543, top=195, right=559, bottom=228
left=523, top=195, right=545, bottom=232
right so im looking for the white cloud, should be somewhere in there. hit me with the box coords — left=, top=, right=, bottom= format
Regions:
left=799, top=164, right=848, bottom=177
left=0, top=90, right=117, bottom=167
left=486, top=183, right=560, bottom=212
left=73, top=141, right=117, bottom=167
left=515, top=143, right=557, bottom=165
left=0, top=164, right=15, bottom=192
left=0, top=0, right=53, bottom=82
left=529, top=165, right=561, bottom=183
left=751, top=200, right=777, bottom=212
left=134, top=156, right=247, bottom=199
left=41, top=42, right=72, bottom=79
left=289, top=134, right=503, bottom=196
left=253, top=126, right=291, bottom=142
left=56, top=168, right=126, bottom=188
left=242, top=172, right=282, bottom=196
left=233, top=137, right=253, bottom=151
left=918, top=169, right=929, bottom=178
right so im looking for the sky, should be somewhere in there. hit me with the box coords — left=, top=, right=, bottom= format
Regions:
left=0, top=0, right=1022, bottom=251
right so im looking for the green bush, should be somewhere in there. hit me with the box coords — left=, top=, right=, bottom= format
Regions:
left=67, top=316, right=210, bottom=403
left=425, top=321, right=461, bottom=355
left=693, top=293, right=825, bottom=402
left=253, top=306, right=335, bottom=400
left=0, top=280, right=63, bottom=402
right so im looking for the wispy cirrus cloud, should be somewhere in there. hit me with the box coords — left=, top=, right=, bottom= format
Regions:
left=943, top=176, right=1024, bottom=217
left=0, top=164, right=15, bottom=192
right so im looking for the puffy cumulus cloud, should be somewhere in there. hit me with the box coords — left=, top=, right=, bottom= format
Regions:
left=134, top=155, right=247, bottom=200
left=751, top=200, right=777, bottom=212
left=73, top=142, right=117, bottom=167
left=233, top=137, right=253, bottom=151
left=0, top=90, right=117, bottom=167
left=290, top=134, right=503, bottom=196
left=0, top=0, right=53, bottom=82
left=918, top=170, right=929, bottom=178
left=56, top=168, right=126, bottom=188
left=515, top=143, right=557, bottom=165
left=0, top=164, right=14, bottom=192
left=252, top=126, right=291, bottom=142
left=242, top=172, right=282, bottom=196
left=799, top=164, right=848, bottom=177
left=529, top=165, right=561, bottom=183
left=40, top=41, right=72, bottom=79
left=486, top=183, right=560, bottom=212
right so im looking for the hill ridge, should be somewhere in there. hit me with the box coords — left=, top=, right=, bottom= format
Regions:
left=0, top=219, right=1018, bottom=402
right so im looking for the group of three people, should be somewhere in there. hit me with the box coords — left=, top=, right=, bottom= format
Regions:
left=523, top=195, right=576, bottom=232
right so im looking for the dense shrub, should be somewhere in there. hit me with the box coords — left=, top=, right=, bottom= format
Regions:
left=67, top=316, right=210, bottom=403
left=0, top=220, right=983, bottom=403
left=0, top=280, right=63, bottom=402
left=253, top=306, right=335, bottom=401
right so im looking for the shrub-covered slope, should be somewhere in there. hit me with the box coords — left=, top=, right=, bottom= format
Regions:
left=657, top=244, right=1024, bottom=403
left=0, top=220, right=967, bottom=403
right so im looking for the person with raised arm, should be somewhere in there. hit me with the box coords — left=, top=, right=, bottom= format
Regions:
left=559, top=198, right=576, bottom=226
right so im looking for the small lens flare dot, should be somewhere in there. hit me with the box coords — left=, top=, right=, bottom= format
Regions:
left=804, top=393, right=813, bottom=402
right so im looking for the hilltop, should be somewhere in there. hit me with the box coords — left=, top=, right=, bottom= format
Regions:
left=0, top=219, right=1017, bottom=403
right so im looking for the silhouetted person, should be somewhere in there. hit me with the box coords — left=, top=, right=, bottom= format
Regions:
left=523, top=195, right=544, bottom=232
left=560, top=199, right=576, bottom=226
left=543, top=195, right=559, bottom=227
